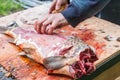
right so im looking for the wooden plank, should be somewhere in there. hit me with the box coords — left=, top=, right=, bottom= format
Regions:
left=76, top=17, right=120, bottom=65
left=0, top=34, right=71, bottom=80
left=94, top=62, right=120, bottom=80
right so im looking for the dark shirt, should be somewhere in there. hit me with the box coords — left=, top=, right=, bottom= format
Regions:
left=61, top=0, right=111, bottom=27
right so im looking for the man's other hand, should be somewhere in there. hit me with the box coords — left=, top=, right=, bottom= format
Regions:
left=49, top=0, right=69, bottom=13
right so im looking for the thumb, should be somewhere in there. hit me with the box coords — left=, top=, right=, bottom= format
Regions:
left=55, top=0, right=61, bottom=10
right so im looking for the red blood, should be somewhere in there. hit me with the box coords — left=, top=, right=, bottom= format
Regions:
left=71, top=48, right=98, bottom=78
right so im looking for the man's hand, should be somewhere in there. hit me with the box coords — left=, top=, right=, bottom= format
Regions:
left=49, top=0, right=69, bottom=13
left=34, top=13, right=68, bottom=34
left=34, top=0, right=69, bottom=34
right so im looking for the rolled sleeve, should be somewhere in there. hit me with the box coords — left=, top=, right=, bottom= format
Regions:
left=61, top=0, right=111, bottom=27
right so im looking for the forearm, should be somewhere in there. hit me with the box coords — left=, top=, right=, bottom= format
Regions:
left=61, top=0, right=111, bottom=27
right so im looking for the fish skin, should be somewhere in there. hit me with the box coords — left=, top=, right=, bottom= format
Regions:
left=0, top=26, right=8, bottom=33
left=0, top=21, right=18, bottom=34
left=43, top=36, right=96, bottom=70
left=43, top=56, right=77, bottom=70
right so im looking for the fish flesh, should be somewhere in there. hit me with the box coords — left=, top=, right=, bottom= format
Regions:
left=0, top=35, right=71, bottom=80
left=5, top=25, right=98, bottom=79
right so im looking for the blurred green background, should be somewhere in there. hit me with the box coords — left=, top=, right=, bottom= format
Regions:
left=0, top=0, right=23, bottom=17
left=0, top=0, right=120, bottom=25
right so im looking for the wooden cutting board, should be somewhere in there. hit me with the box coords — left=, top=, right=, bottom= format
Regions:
left=0, top=4, right=120, bottom=80
left=0, top=34, right=71, bottom=80
left=77, top=17, right=120, bottom=65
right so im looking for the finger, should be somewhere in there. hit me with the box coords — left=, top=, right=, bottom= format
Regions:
left=56, top=0, right=61, bottom=10
left=35, top=21, right=41, bottom=34
left=36, top=21, right=40, bottom=33
left=42, top=18, right=52, bottom=27
left=42, top=18, right=52, bottom=34
left=34, top=21, right=38, bottom=31
left=46, top=25, right=54, bottom=35
left=45, top=24, right=54, bottom=34
left=41, top=25, right=48, bottom=34
left=49, top=0, right=56, bottom=13
left=47, top=21, right=58, bottom=34
left=37, top=22, right=42, bottom=34
left=37, top=16, right=48, bottom=34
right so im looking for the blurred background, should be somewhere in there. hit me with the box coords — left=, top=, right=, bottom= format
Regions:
left=0, top=0, right=120, bottom=25
left=101, top=0, right=120, bottom=25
